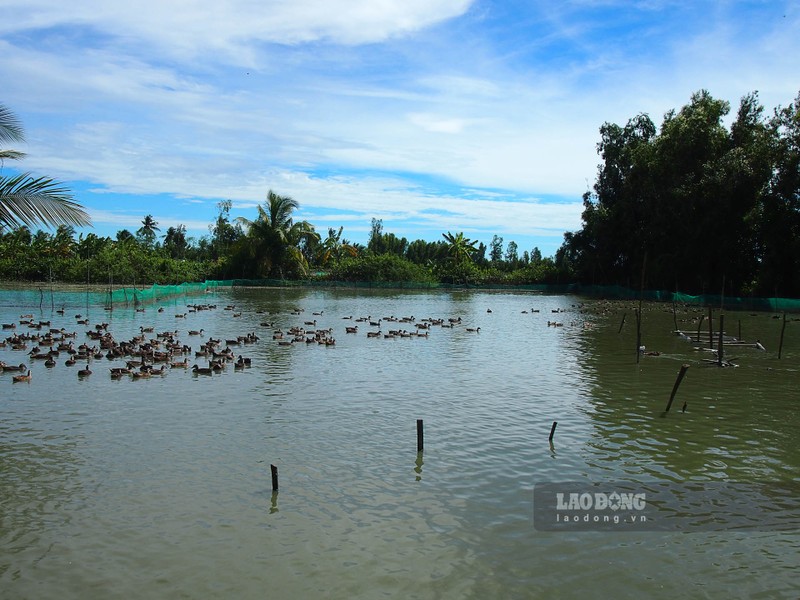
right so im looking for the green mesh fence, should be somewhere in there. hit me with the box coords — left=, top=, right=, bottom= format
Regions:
left=105, top=281, right=211, bottom=306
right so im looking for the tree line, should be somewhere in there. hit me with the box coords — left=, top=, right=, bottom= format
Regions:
left=0, top=193, right=561, bottom=286
left=3, top=91, right=800, bottom=295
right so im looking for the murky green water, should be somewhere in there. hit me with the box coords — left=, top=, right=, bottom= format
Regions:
left=1, top=286, right=799, bottom=599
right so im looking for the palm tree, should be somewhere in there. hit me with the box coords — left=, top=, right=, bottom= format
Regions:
left=136, top=214, right=160, bottom=247
left=318, top=226, right=358, bottom=266
left=442, top=231, right=478, bottom=264
left=236, top=190, right=320, bottom=278
left=0, top=103, right=91, bottom=230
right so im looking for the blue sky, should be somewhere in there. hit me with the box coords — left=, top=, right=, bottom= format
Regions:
left=1, top=1, right=797, bottom=258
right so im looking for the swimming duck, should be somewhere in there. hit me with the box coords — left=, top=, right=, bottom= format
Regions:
left=12, top=369, right=32, bottom=383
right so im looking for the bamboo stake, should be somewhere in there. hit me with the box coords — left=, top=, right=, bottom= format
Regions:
left=696, top=314, right=704, bottom=343
left=664, top=364, right=690, bottom=414
left=778, top=313, right=787, bottom=359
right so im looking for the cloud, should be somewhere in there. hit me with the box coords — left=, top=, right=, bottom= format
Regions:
left=2, top=0, right=474, bottom=58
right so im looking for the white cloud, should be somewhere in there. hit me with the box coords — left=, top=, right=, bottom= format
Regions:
left=1, top=0, right=474, bottom=58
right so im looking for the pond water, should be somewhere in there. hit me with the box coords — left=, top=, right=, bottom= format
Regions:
left=1, top=286, right=799, bottom=599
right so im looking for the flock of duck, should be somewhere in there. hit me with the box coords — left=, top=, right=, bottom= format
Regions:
left=1, top=300, right=581, bottom=385
left=0, top=304, right=262, bottom=383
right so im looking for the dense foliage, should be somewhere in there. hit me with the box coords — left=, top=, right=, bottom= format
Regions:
left=558, top=89, right=800, bottom=297
left=0, top=206, right=559, bottom=286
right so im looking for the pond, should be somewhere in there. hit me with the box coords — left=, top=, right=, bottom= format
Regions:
left=1, top=285, right=799, bottom=599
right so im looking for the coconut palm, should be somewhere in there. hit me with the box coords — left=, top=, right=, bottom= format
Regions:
left=442, top=231, right=478, bottom=264
left=236, top=190, right=320, bottom=278
left=318, top=226, right=358, bottom=266
left=136, top=214, right=160, bottom=248
left=0, top=103, right=91, bottom=230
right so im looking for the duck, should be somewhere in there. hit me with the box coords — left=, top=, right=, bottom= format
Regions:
left=77, top=364, right=92, bottom=378
left=466, top=327, right=481, bottom=332
left=12, top=369, right=32, bottom=383
left=188, top=329, right=204, bottom=336
left=192, top=364, right=214, bottom=375
left=44, top=357, right=56, bottom=368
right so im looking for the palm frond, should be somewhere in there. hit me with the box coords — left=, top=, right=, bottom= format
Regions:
left=0, top=149, right=26, bottom=161
left=0, top=104, right=25, bottom=144
left=0, top=173, right=92, bottom=229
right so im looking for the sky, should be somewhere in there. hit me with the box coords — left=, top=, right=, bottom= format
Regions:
left=1, top=1, right=798, bottom=258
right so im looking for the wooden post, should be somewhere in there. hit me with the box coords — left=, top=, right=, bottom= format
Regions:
left=270, top=464, right=279, bottom=492
left=718, top=314, right=724, bottom=367
left=618, top=313, right=626, bottom=334
left=664, top=364, right=690, bottom=413
left=707, top=306, right=713, bottom=348
left=778, top=313, right=787, bottom=359
left=416, top=419, right=424, bottom=452
left=549, top=421, right=558, bottom=443
left=672, top=298, right=678, bottom=332
left=696, top=314, right=704, bottom=343
left=635, top=308, right=642, bottom=364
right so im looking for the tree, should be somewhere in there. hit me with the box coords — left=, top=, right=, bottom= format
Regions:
left=317, top=226, right=358, bottom=266
left=755, top=91, right=800, bottom=296
left=235, top=190, right=320, bottom=278
left=209, top=199, right=242, bottom=260
left=367, top=218, right=385, bottom=254
left=0, top=104, right=91, bottom=230
left=116, top=229, right=134, bottom=243
left=442, top=231, right=478, bottom=265
left=505, top=240, right=519, bottom=268
left=137, top=214, right=160, bottom=248
left=489, top=235, right=504, bottom=263
left=163, top=224, right=188, bottom=259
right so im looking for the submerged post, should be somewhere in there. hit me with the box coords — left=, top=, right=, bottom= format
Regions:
left=618, top=312, right=626, bottom=334
left=270, top=464, right=279, bottom=492
left=696, top=315, right=704, bottom=343
left=708, top=307, right=713, bottom=348
left=718, top=314, right=724, bottom=367
left=672, top=298, right=678, bottom=332
left=778, top=313, right=787, bottom=359
left=549, top=421, right=558, bottom=443
left=635, top=308, right=642, bottom=364
left=664, top=364, right=690, bottom=414
left=416, top=419, right=424, bottom=452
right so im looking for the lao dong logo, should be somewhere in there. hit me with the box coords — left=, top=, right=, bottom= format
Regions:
left=556, top=491, right=647, bottom=512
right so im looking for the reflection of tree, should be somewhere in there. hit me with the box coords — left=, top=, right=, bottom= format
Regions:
left=577, top=304, right=797, bottom=482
